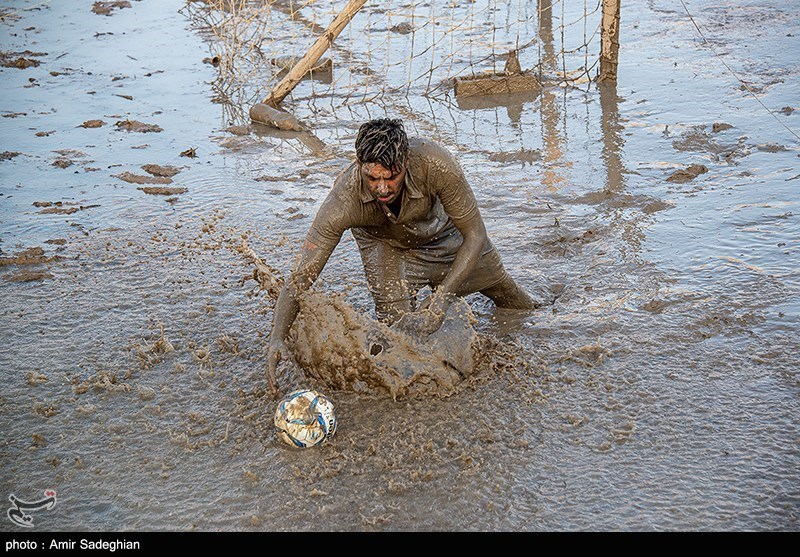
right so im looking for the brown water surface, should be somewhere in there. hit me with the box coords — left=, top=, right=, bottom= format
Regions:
left=1, top=0, right=798, bottom=531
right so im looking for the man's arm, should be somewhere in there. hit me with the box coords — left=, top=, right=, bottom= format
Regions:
left=266, top=238, right=336, bottom=393
left=437, top=211, right=488, bottom=299
left=426, top=144, right=489, bottom=311
left=397, top=145, right=489, bottom=335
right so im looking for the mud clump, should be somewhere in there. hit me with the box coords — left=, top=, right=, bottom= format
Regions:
left=115, top=120, right=163, bottom=133
left=391, top=21, right=414, bottom=34
left=137, top=186, right=188, bottom=196
left=224, top=125, right=250, bottom=136
left=0, top=247, right=61, bottom=267
left=91, top=1, right=131, bottom=16
left=33, top=402, right=57, bottom=418
left=34, top=201, right=98, bottom=215
left=0, top=50, right=45, bottom=69
left=489, top=148, right=541, bottom=165
left=51, top=149, right=92, bottom=169
left=672, top=125, right=748, bottom=162
left=141, top=164, right=181, bottom=178
left=26, top=370, right=49, bottom=385
left=114, top=171, right=173, bottom=185
left=756, top=143, right=789, bottom=153
left=217, top=334, right=239, bottom=355
left=134, top=326, right=174, bottom=369
left=289, top=292, right=478, bottom=400
left=39, top=206, right=78, bottom=214
left=5, top=270, right=54, bottom=282
left=72, top=370, right=132, bottom=394
left=666, top=164, right=708, bottom=183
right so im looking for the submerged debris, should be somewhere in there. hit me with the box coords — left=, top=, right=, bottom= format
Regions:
left=91, top=1, right=131, bottom=16
left=137, top=186, right=188, bottom=196
left=141, top=164, right=181, bottom=177
left=115, top=119, right=163, bottom=133
left=217, top=334, right=239, bottom=355
left=34, top=201, right=98, bottom=215
left=114, top=171, right=173, bottom=185
left=0, top=50, right=45, bottom=69
left=134, top=324, right=175, bottom=369
left=0, top=247, right=61, bottom=267
left=73, top=370, right=132, bottom=394
left=4, top=270, right=54, bottom=282
left=224, top=125, right=250, bottom=136
left=26, top=371, right=49, bottom=385
left=666, top=164, right=708, bottom=183
left=488, top=148, right=541, bottom=164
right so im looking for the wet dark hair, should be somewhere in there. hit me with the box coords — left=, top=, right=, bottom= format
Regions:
left=355, top=118, right=409, bottom=171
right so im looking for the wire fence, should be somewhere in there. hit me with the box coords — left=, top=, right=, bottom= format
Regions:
left=182, top=0, right=604, bottom=115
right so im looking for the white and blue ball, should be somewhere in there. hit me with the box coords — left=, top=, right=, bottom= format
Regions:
left=274, top=389, right=337, bottom=448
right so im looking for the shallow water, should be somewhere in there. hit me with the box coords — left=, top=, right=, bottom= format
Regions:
left=1, top=0, right=798, bottom=531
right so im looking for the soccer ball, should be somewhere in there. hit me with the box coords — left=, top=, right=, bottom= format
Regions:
left=274, top=389, right=337, bottom=448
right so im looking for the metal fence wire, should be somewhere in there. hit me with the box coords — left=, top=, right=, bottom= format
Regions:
left=183, top=0, right=604, bottom=111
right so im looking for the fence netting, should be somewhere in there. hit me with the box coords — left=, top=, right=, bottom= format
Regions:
left=183, top=0, right=603, bottom=117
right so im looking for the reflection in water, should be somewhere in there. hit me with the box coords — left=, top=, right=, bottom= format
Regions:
left=538, top=0, right=565, bottom=192
left=455, top=91, right=539, bottom=124
left=250, top=123, right=331, bottom=158
left=598, top=81, right=626, bottom=193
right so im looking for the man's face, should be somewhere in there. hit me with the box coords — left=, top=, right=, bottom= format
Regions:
left=360, top=162, right=405, bottom=205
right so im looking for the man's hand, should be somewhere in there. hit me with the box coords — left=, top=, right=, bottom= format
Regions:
left=395, top=308, right=446, bottom=337
left=266, top=338, right=291, bottom=395
left=394, top=291, right=454, bottom=336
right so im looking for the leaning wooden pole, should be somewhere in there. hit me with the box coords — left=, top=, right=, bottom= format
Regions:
left=597, top=0, right=621, bottom=82
left=262, top=0, right=367, bottom=107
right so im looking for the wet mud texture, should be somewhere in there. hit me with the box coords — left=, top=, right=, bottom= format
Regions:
left=1, top=0, right=798, bottom=533
left=289, top=293, right=478, bottom=400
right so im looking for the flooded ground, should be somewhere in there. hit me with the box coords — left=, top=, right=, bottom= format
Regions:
left=1, top=0, right=798, bottom=531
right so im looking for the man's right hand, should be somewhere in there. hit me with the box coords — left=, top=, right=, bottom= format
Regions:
left=266, top=338, right=290, bottom=395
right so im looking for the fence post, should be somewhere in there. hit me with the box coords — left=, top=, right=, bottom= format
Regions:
left=262, top=0, right=367, bottom=107
left=597, top=0, right=621, bottom=82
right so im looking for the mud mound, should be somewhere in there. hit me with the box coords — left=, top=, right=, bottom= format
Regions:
left=289, top=291, right=479, bottom=400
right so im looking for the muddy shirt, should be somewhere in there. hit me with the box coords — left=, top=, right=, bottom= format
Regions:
left=306, top=138, right=487, bottom=252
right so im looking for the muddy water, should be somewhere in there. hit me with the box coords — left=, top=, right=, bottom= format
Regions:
left=1, top=0, right=798, bottom=531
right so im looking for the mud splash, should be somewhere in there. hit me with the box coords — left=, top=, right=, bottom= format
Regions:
left=290, top=292, right=478, bottom=399
left=238, top=240, right=480, bottom=399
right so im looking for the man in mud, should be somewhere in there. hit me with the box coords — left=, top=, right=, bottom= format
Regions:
left=266, top=118, right=536, bottom=392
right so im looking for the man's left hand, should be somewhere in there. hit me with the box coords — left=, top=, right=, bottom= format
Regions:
left=394, top=291, right=454, bottom=336
left=395, top=308, right=446, bottom=336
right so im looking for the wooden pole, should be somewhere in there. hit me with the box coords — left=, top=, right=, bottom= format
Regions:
left=262, top=0, right=367, bottom=107
left=597, top=0, right=621, bottom=82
